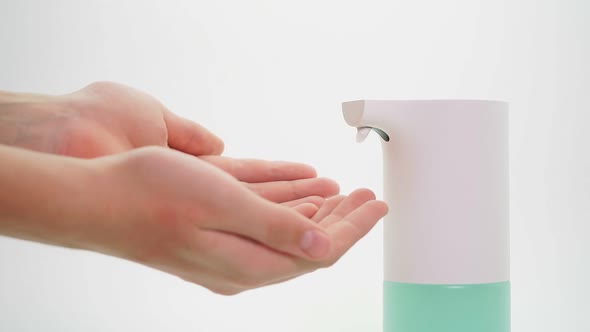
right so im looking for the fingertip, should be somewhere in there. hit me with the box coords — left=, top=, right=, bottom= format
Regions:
left=292, top=202, right=320, bottom=218
left=299, top=229, right=331, bottom=260
left=274, top=161, right=317, bottom=179
left=302, top=164, right=318, bottom=178
left=350, top=188, right=376, bottom=201
left=367, top=199, right=389, bottom=218
left=195, top=129, right=224, bottom=155
left=317, top=177, right=340, bottom=197
left=164, top=109, right=225, bottom=156
left=276, top=204, right=334, bottom=260
left=378, top=200, right=389, bottom=215
left=208, top=136, right=225, bottom=155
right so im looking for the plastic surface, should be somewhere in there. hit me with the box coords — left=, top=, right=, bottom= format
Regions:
left=343, top=100, right=509, bottom=284
left=384, top=281, right=510, bottom=332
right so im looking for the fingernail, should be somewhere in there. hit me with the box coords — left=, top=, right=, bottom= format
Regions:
left=300, top=230, right=330, bottom=259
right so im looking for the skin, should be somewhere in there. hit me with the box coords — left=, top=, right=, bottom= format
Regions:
left=0, top=81, right=225, bottom=157
left=0, top=82, right=388, bottom=295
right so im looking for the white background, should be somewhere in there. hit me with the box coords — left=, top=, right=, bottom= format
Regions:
left=0, top=0, right=588, bottom=331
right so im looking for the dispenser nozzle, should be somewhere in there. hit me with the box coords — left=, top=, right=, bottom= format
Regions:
left=356, top=126, right=390, bottom=143
left=343, top=100, right=391, bottom=143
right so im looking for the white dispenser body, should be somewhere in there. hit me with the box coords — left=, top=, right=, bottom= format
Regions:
left=343, top=100, right=509, bottom=285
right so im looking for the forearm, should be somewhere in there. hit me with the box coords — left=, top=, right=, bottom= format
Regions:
left=0, top=91, right=72, bottom=153
left=0, top=144, right=97, bottom=248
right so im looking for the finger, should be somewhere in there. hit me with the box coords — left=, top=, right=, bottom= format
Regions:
left=311, top=195, right=346, bottom=222
left=281, top=196, right=325, bottom=208
left=200, top=155, right=317, bottom=182
left=246, top=178, right=340, bottom=203
left=206, top=199, right=332, bottom=260
left=325, top=200, right=388, bottom=261
left=195, top=229, right=301, bottom=293
left=292, top=203, right=320, bottom=218
left=163, top=110, right=224, bottom=155
left=258, top=197, right=386, bottom=286
left=318, top=189, right=376, bottom=227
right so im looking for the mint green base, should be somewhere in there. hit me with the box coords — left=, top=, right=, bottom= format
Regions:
left=384, top=281, right=510, bottom=332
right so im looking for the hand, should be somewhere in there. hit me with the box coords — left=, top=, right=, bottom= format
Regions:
left=0, top=81, right=223, bottom=158
left=200, top=155, right=340, bottom=211
left=81, top=147, right=387, bottom=295
left=0, top=83, right=387, bottom=295
left=0, top=83, right=336, bottom=209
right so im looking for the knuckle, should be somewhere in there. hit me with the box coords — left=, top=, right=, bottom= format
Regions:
left=262, top=218, right=281, bottom=245
left=288, top=180, right=300, bottom=199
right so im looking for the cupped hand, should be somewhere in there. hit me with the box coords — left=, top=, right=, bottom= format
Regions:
left=83, top=147, right=387, bottom=295
left=200, top=155, right=340, bottom=211
left=0, top=81, right=224, bottom=158
left=0, top=83, right=337, bottom=208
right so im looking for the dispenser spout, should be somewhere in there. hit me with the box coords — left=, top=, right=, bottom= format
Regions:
left=343, top=100, right=390, bottom=142
left=356, top=126, right=390, bottom=142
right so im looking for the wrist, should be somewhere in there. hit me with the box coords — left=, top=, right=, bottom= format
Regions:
left=0, top=145, right=99, bottom=250
left=0, top=93, right=73, bottom=153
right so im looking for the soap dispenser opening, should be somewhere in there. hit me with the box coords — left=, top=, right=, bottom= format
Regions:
left=356, top=126, right=390, bottom=143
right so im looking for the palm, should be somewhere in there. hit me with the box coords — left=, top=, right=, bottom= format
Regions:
left=200, top=155, right=340, bottom=210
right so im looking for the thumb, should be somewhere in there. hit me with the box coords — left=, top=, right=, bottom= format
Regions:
left=206, top=198, right=332, bottom=260
left=163, top=110, right=224, bottom=156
